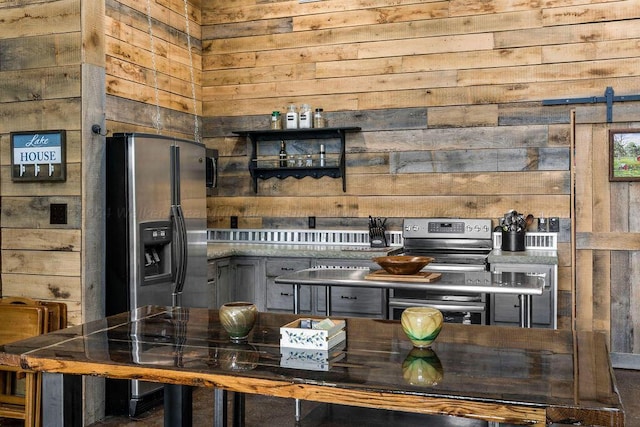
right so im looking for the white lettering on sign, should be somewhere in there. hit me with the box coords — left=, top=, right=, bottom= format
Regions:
left=24, top=134, right=50, bottom=147
left=13, top=132, right=63, bottom=169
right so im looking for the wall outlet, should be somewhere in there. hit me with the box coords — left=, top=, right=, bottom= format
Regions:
left=308, top=216, right=316, bottom=229
left=230, top=216, right=238, bottom=229
left=537, top=217, right=547, bottom=232
left=50, top=203, right=67, bottom=224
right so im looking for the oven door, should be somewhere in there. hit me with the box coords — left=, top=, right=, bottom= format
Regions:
left=388, top=298, right=486, bottom=325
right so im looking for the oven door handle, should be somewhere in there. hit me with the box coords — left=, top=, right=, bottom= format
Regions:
left=388, top=300, right=485, bottom=313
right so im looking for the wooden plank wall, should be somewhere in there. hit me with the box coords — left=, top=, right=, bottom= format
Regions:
left=574, top=104, right=640, bottom=355
left=104, top=0, right=203, bottom=140
left=0, top=0, right=202, bottom=327
left=201, top=0, right=640, bottom=331
left=0, top=0, right=83, bottom=325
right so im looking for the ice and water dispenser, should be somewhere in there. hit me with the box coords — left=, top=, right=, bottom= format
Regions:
left=140, top=221, right=173, bottom=284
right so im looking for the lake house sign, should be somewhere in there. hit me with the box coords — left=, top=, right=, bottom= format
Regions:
left=11, top=130, right=66, bottom=182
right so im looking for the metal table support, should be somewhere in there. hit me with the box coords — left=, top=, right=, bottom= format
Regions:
left=292, top=282, right=332, bottom=421
left=519, top=295, right=533, bottom=328
left=164, top=384, right=192, bottom=427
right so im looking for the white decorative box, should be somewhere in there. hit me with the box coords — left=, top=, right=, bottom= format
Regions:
left=280, top=341, right=346, bottom=371
left=279, top=318, right=346, bottom=350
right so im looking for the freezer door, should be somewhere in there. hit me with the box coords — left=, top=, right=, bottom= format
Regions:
left=173, top=138, right=208, bottom=308
left=129, top=135, right=175, bottom=308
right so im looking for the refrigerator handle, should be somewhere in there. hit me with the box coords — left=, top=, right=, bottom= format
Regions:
left=175, top=205, right=188, bottom=297
left=171, top=204, right=188, bottom=306
left=171, top=145, right=181, bottom=205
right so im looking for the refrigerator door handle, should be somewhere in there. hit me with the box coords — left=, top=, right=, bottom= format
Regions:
left=171, top=204, right=188, bottom=306
left=175, top=204, right=188, bottom=296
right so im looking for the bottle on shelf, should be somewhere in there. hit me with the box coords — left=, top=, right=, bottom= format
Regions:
left=319, top=143, right=326, bottom=167
left=270, top=111, right=282, bottom=129
left=285, top=104, right=298, bottom=129
left=279, top=140, right=287, bottom=167
left=299, top=104, right=312, bottom=128
left=313, top=108, right=325, bottom=128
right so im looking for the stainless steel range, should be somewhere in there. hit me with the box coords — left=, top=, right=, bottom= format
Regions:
left=388, top=218, right=493, bottom=324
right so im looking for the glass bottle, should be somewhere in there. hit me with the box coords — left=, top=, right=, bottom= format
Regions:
left=270, top=111, right=282, bottom=129
left=279, top=140, right=287, bottom=167
left=285, top=104, right=298, bottom=129
left=319, top=143, right=326, bottom=167
left=313, top=108, right=325, bottom=128
left=299, top=104, right=312, bottom=128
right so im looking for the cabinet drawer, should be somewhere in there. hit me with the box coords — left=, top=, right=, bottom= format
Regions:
left=317, top=287, right=385, bottom=315
left=267, top=281, right=312, bottom=312
left=266, top=258, right=310, bottom=277
left=492, top=292, right=552, bottom=326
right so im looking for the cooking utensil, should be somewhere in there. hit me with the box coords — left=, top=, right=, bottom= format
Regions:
left=499, top=210, right=533, bottom=233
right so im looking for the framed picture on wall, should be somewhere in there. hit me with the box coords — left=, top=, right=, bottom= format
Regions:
left=610, top=129, right=640, bottom=181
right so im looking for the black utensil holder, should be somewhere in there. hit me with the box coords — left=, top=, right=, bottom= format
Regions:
left=501, top=230, right=525, bottom=252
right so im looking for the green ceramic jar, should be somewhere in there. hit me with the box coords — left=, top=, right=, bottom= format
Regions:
left=219, top=302, right=258, bottom=342
left=400, top=307, right=443, bottom=348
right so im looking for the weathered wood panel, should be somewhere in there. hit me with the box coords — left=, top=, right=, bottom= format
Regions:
left=0, top=196, right=82, bottom=229
left=574, top=111, right=640, bottom=357
left=0, top=33, right=82, bottom=71
left=0, top=99, right=81, bottom=133
left=1, top=273, right=80, bottom=301
left=2, top=250, right=80, bottom=276
left=0, top=164, right=82, bottom=196
left=1, top=229, right=81, bottom=251
left=105, top=0, right=202, bottom=125
left=208, top=194, right=569, bottom=220
left=0, top=0, right=83, bottom=328
left=0, top=0, right=80, bottom=39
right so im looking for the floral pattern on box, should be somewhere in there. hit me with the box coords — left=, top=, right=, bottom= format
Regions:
left=280, top=318, right=346, bottom=350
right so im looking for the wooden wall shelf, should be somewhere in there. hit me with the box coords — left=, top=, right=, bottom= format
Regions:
left=233, top=127, right=361, bottom=193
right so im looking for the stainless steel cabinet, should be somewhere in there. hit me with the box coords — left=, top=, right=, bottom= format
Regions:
left=489, top=263, right=557, bottom=329
left=265, top=258, right=312, bottom=313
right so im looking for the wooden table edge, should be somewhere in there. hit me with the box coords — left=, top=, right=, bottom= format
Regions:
left=23, top=356, right=547, bottom=425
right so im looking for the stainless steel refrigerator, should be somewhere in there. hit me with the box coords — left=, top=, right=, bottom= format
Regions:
left=105, top=133, right=210, bottom=417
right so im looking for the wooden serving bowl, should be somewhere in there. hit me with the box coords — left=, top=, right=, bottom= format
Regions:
left=372, top=255, right=434, bottom=275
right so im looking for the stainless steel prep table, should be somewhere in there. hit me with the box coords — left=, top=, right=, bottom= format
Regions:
left=275, top=268, right=545, bottom=328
